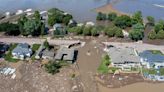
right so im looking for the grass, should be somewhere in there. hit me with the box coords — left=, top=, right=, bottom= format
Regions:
left=142, top=68, right=157, bottom=75
left=159, top=68, right=164, bottom=76
left=98, top=55, right=111, bottom=74
left=31, top=44, right=41, bottom=61
left=32, top=44, right=41, bottom=51
left=4, top=43, right=19, bottom=62
left=149, top=50, right=164, bottom=55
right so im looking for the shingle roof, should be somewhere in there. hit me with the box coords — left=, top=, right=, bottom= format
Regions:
left=108, top=47, right=140, bottom=63
left=55, top=47, right=75, bottom=61
left=12, top=43, right=32, bottom=55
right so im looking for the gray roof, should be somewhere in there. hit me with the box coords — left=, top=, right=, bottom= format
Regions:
left=12, top=43, right=32, bottom=55
left=55, top=47, right=75, bottom=61
left=108, top=47, right=140, bottom=63
left=42, top=49, right=54, bottom=58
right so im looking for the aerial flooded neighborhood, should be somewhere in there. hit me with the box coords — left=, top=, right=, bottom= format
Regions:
left=0, top=0, right=164, bottom=92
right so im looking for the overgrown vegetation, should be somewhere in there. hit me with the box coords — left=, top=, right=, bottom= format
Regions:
left=48, top=8, right=73, bottom=26
left=44, top=60, right=69, bottom=75
left=98, top=55, right=111, bottom=74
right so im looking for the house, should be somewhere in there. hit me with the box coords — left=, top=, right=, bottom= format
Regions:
left=68, top=19, right=77, bottom=27
left=42, top=49, right=55, bottom=60
left=55, top=47, right=75, bottom=63
left=12, top=43, right=32, bottom=60
left=53, top=23, right=62, bottom=31
left=107, top=47, right=141, bottom=70
left=139, top=50, right=164, bottom=69
left=53, top=23, right=67, bottom=36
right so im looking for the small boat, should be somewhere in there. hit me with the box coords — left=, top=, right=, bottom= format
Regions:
left=153, top=4, right=164, bottom=8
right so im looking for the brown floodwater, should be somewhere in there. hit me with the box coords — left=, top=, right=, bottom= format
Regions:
left=98, top=82, right=164, bottom=92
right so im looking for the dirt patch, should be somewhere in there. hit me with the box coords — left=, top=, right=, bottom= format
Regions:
left=96, top=73, right=144, bottom=88
left=0, top=62, right=83, bottom=92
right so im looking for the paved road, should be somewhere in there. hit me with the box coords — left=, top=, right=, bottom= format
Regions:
left=0, top=37, right=81, bottom=46
left=103, top=42, right=164, bottom=53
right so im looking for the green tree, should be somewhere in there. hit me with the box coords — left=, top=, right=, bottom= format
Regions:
left=83, top=26, right=92, bottom=36
left=132, top=23, right=145, bottom=31
left=105, top=26, right=115, bottom=37
left=115, top=28, right=124, bottom=38
left=156, top=30, right=164, bottom=39
left=91, top=27, right=99, bottom=36
left=44, top=40, right=50, bottom=49
left=96, top=12, right=106, bottom=20
left=154, top=23, right=163, bottom=33
left=132, top=11, right=143, bottom=24
left=23, top=20, right=35, bottom=36
left=148, top=30, right=157, bottom=39
left=129, top=29, right=144, bottom=41
left=44, top=62, right=61, bottom=75
left=108, top=12, right=117, bottom=21
left=34, top=11, right=41, bottom=20
left=147, top=16, right=155, bottom=26
left=114, top=15, right=132, bottom=29
left=63, top=14, right=73, bottom=25
left=68, top=26, right=83, bottom=35
left=41, top=23, right=45, bottom=36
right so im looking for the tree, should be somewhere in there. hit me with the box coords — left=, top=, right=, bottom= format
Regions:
left=0, top=23, right=20, bottom=36
left=96, top=12, right=106, bottom=20
left=129, top=29, right=144, bottom=41
left=23, top=20, right=35, bottom=36
left=115, top=28, right=124, bottom=38
left=132, top=11, right=143, bottom=24
left=105, top=26, right=115, bottom=37
left=34, top=11, right=41, bottom=20
left=148, top=30, right=157, bottom=39
left=154, top=23, right=163, bottom=33
left=91, top=27, right=99, bottom=36
left=83, top=26, right=92, bottom=36
left=114, top=15, right=132, bottom=29
left=44, top=62, right=61, bottom=75
left=62, top=14, right=73, bottom=25
left=132, top=23, right=145, bottom=31
left=68, top=26, right=83, bottom=35
left=147, top=16, right=155, bottom=26
left=41, top=23, right=45, bottom=36
left=44, top=40, right=50, bottom=49
left=156, top=30, right=164, bottom=39
left=108, top=12, right=117, bottom=21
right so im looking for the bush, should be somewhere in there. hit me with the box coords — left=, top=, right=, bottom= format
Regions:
left=148, top=30, right=157, bottom=39
left=156, top=30, right=164, bottom=39
left=129, top=29, right=144, bottom=41
left=97, top=55, right=111, bottom=74
left=108, top=12, right=117, bottom=21
left=44, top=62, right=61, bottom=75
left=83, top=26, right=92, bottom=36
left=115, top=28, right=124, bottom=38
left=114, top=15, right=132, bottom=29
left=96, top=12, right=107, bottom=20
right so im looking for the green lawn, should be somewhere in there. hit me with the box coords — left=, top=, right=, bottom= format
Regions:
left=31, top=44, right=41, bottom=61
left=98, top=55, right=111, bottom=74
left=4, top=43, right=19, bottom=62
left=159, top=68, right=164, bottom=75
left=32, top=44, right=41, bottom=51
left=149, top=50, right=164, bottom=55
left=142, top=68, right=157, bottom=75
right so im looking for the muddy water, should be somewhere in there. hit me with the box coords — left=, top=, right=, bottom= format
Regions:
left=0, top=0, right=110, bottom=22
left=98, top=82, right=164, bottom=92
